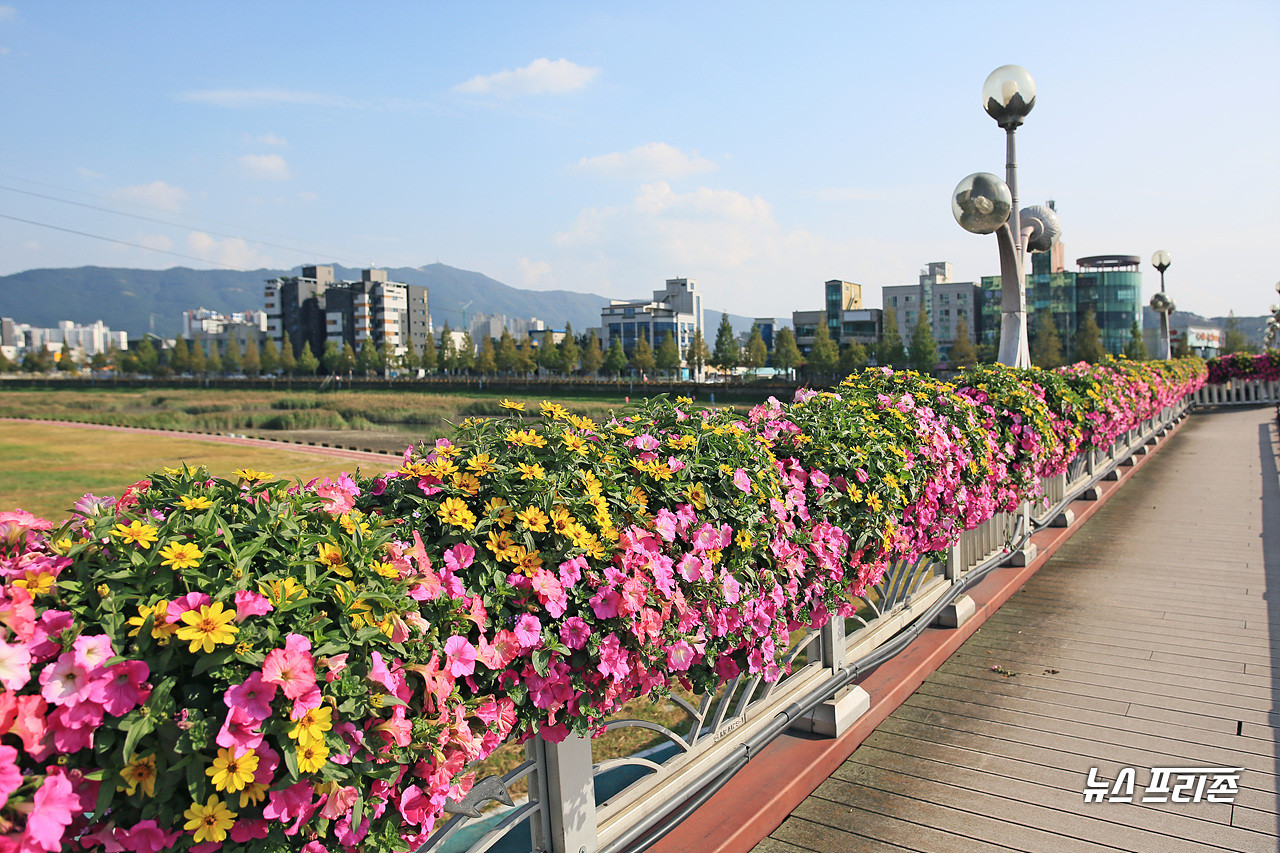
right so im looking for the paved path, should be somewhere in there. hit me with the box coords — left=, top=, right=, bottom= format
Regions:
left=754, top=406, right=1280, bottom=853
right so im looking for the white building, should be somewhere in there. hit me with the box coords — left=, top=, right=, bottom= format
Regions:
left=601, top=277, right=703, bottom=358
left=0, top=317, right=126, bottom=359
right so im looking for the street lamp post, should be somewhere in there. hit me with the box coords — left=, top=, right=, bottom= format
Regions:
left=952, top=65, right=1060, bottom=368
left=1266, top=280, right=1280, bottom=349
left=1150, top=250, right=1174, bottom=359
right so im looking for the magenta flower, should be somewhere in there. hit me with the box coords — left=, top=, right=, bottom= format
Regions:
left=233, top=590, right=274, bottom=622
left=124, top=820, right=181, bottom=853
left=263, top=781, right=314, bottom=823
left=217, top=705, right=265, bottom=750
left=26, top=772, right=78, bottom=851
left=100, top=659, right=150, bottom=716
left=513, top=614, right=542, bottom=651
left=39, top=652, right=102, bottom=708
left=735, top=468, right=754, bottom=493
left=0, top=745, right=20, bottom=809
left=653, top=509, right=679, bottom=543
left=165, top=591, right=212, bottom=624
left=224, top=672, right=278, bottom=721
left=443, top=636, right=477, bottom=678
left=444, top=543, right=475, bottom=573
left=560, top=617, right=590, bottom=650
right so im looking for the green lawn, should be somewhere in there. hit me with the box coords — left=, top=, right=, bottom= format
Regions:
left=0, top=423, right=368, bottom=522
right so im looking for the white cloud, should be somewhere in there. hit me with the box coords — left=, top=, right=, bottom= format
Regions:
left=555, top=181, right=825, bottom=286
left=572, top=143, right=716, bottom=180
left=136, top=233, right=174, bottom=253
left=180, top=89, right=359, bottom=109
left=454, top=58, right=600, bottom=97
left=76, top=167, right=103, bottom=180
left=296, top=190, right=319, bottom=203
left=187, top=232, right=272, bottom=269
left=517, top=258, right=552, bottom=287
left=0, top=7, right=14, bottom=21
left=238, top=153, right=291, bottom=181
left=112, top=181, right=188, bottom=212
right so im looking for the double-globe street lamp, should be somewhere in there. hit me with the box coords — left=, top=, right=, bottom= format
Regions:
left=951, top=65, right=1061, bottom=368
left=1266, top=280, right=1280, bottom=349
left=1150, top=250, right=1174, bottom=359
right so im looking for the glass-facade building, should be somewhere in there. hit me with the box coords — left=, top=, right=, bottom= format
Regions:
left=980, top=252, right=1143, bottom=356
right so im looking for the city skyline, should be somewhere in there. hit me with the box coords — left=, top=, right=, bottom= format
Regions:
left=1, top=1, right=1277, bottom=321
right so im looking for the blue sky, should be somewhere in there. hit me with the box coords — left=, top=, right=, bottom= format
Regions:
left=1, top=1, right=1277, bottom=320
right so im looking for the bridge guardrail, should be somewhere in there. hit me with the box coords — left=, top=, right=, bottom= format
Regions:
left=422, top=396, right=1193, bottom=853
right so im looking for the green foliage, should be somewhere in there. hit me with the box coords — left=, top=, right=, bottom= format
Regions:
left=559, top=322, right=581, bottom=374
left=806, top=321, right=839, bottom=377
left=630, top=334, right=656, bottom=373
left=603, top=337, right=628, bottom=376
left=711, top=313, right=739, bottom=371
left=1030, top=309, right=1063, bottom=369
left=581, top=331, right=604, bottom=376
left=295, top=342, right=319, bottom=376
left=876, top=309, right=905, bottom=368
left=222, top=338, right=242, bottom=374
left=475, top=336, right=497, bottom=375
left=1222, top=311, right=1253, bottom=354
left=909, top=311, right=938, bottom=374
left=537, top=330, right=560, bottom=373
left=1072, top=308, right=1105, bottom=364
left=743, top=325, right=767, bottom=374
left=684, top=328, right=711, bottom=376
left=495, top=330, right=518, bottom=374
left=770, top=327, right=801, bottom=375
left=277, top=334, right=295, bottom=376
left=1124, top=321, right=1149, bottom=361
left=655, top=331, right=681, bottom=375
left=949, top=316, right=978, bottom=368
left=242, top=337, right=261, bottom=377
left=258, top=337, right=280, bottom=376
left=840, top=341, right=868, bottom=375
left=169, top=337, right=192, bottom=374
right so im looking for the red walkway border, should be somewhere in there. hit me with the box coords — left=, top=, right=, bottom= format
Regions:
left=651, top=415, right=1187, bottom=853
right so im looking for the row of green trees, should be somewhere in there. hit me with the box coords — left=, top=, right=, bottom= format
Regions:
left=2, top=308, right=1262, bottom=378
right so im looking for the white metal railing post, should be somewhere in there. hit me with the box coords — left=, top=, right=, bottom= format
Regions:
left=529, top=733, right=599, bottom=853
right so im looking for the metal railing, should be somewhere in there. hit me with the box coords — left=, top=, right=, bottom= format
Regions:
left=422, top=397, right=1193, bottom=853
left=1194, top=378, right=1280, bottom=406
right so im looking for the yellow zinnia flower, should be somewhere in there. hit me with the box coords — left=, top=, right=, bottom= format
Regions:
left=499, top=399, right=526, bottom=411
left=183, top=795, right=236, bottom=843
left=517, top=462, right=546, bottom=480
left=120, top=754, right=157, bottom=797
left=158, top=540, right=204, bottom=570
left=539, top=401, right=569, bottom=419
left=111, top=520, right=158, bottom=550
left=178, top=495, right=214, bottom=511
left=296, top=739, right=329, bottom=773
left=207, top=747, right=258, bottom=793
left=289, top=706, right=333, bottom=745
left=485, top=497, right=515, bottom=526
left=515, top=506, right=549, bottom=533
left=12, top=571, right=55, bottom=597
left=232, top=468, right=271, bottom=482
left=175, top=602, right=238, bottom=654
left=505, top=429, right=547, bottom=448
left=466, top=453, right=496, bottom=476
left=437, top=497, right=477, bottom=530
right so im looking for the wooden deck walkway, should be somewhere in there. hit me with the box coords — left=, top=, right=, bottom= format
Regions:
left=753, top=405, right=1280, bottom=853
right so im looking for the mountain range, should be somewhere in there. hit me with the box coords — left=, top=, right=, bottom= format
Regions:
left=0, top=263, right=759, bottom=342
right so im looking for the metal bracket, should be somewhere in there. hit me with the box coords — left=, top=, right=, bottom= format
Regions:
left=444, top=774, right=516, bottom=818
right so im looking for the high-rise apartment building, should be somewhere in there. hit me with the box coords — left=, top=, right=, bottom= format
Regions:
left=265, top=266, right=430, bottom=358
left=882, top=262, right=981, bottom=364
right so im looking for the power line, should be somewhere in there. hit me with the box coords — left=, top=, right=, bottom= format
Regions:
left=0, top=213, right=242, bottom=270
left=0, top=172, right=432, bottom=271
left=0, top=184, right=374, bottom=267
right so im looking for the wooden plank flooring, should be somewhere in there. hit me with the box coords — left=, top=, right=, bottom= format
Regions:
left=754, top=406, right=1280, bottom=852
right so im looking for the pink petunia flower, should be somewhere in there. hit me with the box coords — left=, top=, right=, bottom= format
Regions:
left=233, top=590, right=274, bottom=622
left=165, top=592, right=211, bottom=625
left=261, top=643, right=316, bottom=701
left=0, top=745, right=20, bottom=809
left=26, top=772, right=78, bottom=851
left=559, top=617, right=590, bottom=650
left=513, top=614, right=542, bottom=651
left=224, top=672, right=279, bottom=722
left=0, top=642, right=31, bottom=691
left=100, top=659, right=150, bottom=716
left=124, top=820, right=181, bottom=853
left=442, top=637, right=477, bottom=678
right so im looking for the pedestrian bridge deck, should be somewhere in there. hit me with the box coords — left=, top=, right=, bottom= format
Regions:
left=744, top=405, right=1280, bottom=853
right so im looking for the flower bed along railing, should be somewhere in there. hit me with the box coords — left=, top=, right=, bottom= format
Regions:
left=1197, top=351, right=1280, bottom=405
left=0, top=357, right=1204, bottom=853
